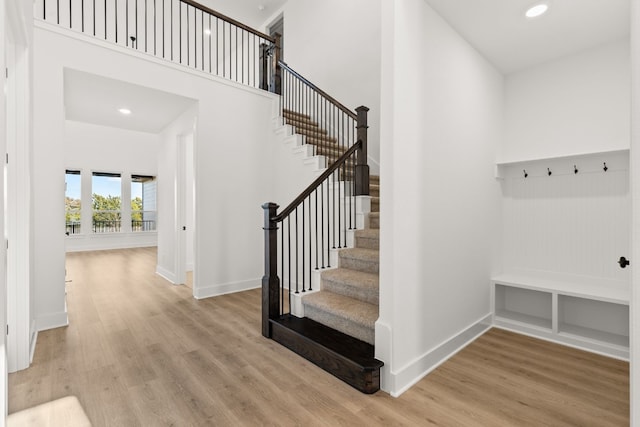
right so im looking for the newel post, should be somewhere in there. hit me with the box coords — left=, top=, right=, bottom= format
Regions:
left=355, top=106, right=370, bottom=196
left=259, top=43, right=269, bottom=91
left=262, top=203, right=280, bottom=338
left=272, top=33, right=282, bottom=95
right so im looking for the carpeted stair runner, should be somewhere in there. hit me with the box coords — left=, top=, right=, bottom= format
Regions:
left=282, top=108, right=381, bottom=346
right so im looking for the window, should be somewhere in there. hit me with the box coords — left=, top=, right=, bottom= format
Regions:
left=131, top=175, right=157, bottom=232
left=65, top=170, right=81, bottom=235
left=92, top=172, right=121, bottom=233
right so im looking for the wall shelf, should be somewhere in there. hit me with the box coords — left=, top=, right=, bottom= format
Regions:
left=496, top=148, right=629, bottom=167
left=491, top=272, right=629, bottom=360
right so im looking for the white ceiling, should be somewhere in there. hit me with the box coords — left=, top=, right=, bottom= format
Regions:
left=423, top=0, right=630, bottom=74
left=64, top=69, right=196, bottom=133
left=199, top=0, right=287, bottom=29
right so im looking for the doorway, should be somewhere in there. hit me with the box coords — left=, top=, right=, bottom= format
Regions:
left=268, top=15, right=284, bottom=60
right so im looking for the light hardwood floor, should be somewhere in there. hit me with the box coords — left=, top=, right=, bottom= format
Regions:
left=9, top=248, right=629, bottom=426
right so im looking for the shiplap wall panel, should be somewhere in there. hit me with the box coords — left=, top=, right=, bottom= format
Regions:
left=501, top=152, right=630, bottom=285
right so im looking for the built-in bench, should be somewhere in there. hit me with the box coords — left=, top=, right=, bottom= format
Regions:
left=491, top=270, right=629, bottom=360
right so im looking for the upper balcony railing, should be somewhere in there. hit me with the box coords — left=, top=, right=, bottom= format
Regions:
left=36, top=0, right=278, bottom=90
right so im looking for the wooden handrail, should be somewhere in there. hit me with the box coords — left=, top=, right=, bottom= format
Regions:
left=272, top=140, right=362, bottom=222
left=180, top=0, right=276, bottom=42
left=278, top=60, right=358, bottom=121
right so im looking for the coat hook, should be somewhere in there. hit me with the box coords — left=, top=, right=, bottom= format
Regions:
left=603, top=162, right=608, bottom=172
left=574, top=165, right=579, bottom=174
left=523, top=169, right=528, bottom=178
left=547, top=168, right=552, bottom=176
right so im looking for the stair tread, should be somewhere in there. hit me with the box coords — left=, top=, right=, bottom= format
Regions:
left=304, top=291, right=378, bottom=328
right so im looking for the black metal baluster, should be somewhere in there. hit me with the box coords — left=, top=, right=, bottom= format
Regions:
left=338, top=112, right=343, bottom=248
left=154, top=0, right=156, bottom=55
left=288, top=217, right=291, bottom=296
left=179, top=1, right=181, bottom=61
left=135, top=0, right=138, bottom=48
left=302, top=202, right=305, bottom=292
left=115, top=0, right=118, bottom=42
left=332, top=106, right=336, bottom=250
left=241, top=30, right=244, bottom=84
left=320, top=180, right=325, bottom=268
left=235, top=27, right=238, bottom=82
left=222, top=21, right=226, bottom=77
left=201, top=11, right=204, bottom=71
left=295, top=208, right=299, bottom=294
left=82, top=0, right=84, bottom=31
left=162, top=0, right=164, bottom=57
left=144, top=0, right=147, bottom=51
left=104, top=0, right=107, bottom=39
left=208, top=14, right=211, bottom=73
left=44, top=0, right=46, bottom=21
left=69, top=0, right=72, bottom=28
left=170, top=0, right=173, bottom=60
left=315, top=188, right=319, bottom=270
left=326, top=173, right=331, bottom=267
left=57, top=0, right=60, bottom=24
left=349, top=118, right=353, bottom=230
left=126, top=0, right=129, bottom=46
left=281, top=218, right=284, bottom=313
left=186, top=5, right=189, bottom=65
left=308, top=197, right=312, bottom=290
left=92, top=0, right=95, bottom=35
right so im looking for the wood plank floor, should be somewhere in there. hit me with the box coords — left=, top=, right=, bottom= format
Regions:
left=9, top=248, right=629, bottom=426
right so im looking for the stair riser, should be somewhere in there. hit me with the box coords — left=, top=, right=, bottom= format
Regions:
left=304, top=305, right=375, bottom=345
left=290, top=122, right=326, bottom=135
left=322, top=279, right=379, bottom=305
left=369, top=216, right=379, bottom=229
left=371, top=198, right=379, bottom=213
left=370, top=186, right=380, bottom=198
left=339, top=256, right=379, bottom=274
left=355, top=236, right=379, bottom=250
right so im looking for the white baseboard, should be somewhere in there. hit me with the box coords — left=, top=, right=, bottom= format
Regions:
left=36, top=311, right=69, bottom=332
left=382, top=313, right=492, bottom=397
left=193, top=278, right=260, bottom=299
left=156, top=265, right=177, bottom=284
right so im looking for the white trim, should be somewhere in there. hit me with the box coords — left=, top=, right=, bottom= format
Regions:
left=384, top=313, right=492, bottom=397
left=156, top=265, right=177, bottom=284
left=36, top=311, right=69, bottom=332
left=193, top=279, right=260, bottom=300
left=630, top=0, right=640, bottom=423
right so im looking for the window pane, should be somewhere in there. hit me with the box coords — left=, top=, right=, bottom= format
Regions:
left=92, top=172, right=121, bottom=233
left=132, top=175, right=157, bottom=232
left=65, top=170, right=81, bottom=235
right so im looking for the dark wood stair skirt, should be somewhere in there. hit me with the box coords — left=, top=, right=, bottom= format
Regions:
left=269, top=315, right=384, bottom=394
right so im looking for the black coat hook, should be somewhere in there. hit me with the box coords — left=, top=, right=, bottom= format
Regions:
left=574, top=165, right=578, bottom=174
left=603, top=162, right=608, bottom=172
left=547, top=168, right=552, bottom=176
left=523, top=169, right=528, bottom=178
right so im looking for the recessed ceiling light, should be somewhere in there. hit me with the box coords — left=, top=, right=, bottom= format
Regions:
left=204, top=29, right=211, bottom=35
left=525, top=3, right=549, bottom=18
left=118, top=108, right=132, bottom=115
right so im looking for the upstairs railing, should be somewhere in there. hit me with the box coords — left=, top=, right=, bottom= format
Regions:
left=37, top=0, right=278, bottom=90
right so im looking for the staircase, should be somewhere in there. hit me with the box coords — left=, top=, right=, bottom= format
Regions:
left=268, top=110, right=383, bottom=393
left=302, top=175, right=380, bottom=345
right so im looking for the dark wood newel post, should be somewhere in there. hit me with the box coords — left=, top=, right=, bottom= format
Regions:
left=262, top=202, right=280, bottom=338
left=259, top=43, right=269, bottom=91
left=272, top=33, right=282, bottom=95
left=355, top=106, right=370, bottom=196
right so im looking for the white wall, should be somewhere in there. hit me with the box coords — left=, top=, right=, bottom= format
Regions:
left=378, top=0, right=503, bottom=396
left=262, top=0, right=382, bottom=173
left=502, top=39, right=631, bottom=162
left=64, top=120, right=159, bottom=252
left=0, top=0, right=7, bottom=420
left=33, top=21, right=277, bottom=316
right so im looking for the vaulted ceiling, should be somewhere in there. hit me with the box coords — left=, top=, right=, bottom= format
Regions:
left=424, top=0, right=630, bottom=74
